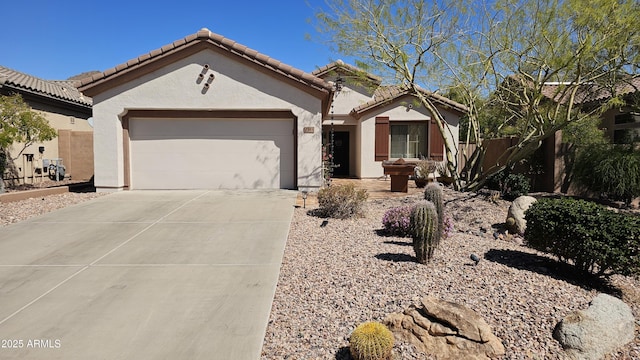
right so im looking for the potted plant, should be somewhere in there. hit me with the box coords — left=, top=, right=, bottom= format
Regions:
left=413, top=159, right=436, bottom=188
left=436, top=162, right=455, bottom=184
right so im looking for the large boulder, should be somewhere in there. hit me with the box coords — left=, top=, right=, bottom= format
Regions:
left=384, top=296, right=505, bottom=359
left=553, top=293, right=635, bottom=360
left=505, top=195, right=537, bottom=235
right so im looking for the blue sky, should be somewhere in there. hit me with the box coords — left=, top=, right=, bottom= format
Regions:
left=1, top=0, right=345, bottom=80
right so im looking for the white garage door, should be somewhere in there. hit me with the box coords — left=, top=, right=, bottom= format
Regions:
left=129, top=118, right=295, bottom=189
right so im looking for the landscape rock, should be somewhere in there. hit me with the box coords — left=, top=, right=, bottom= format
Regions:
left=384, top=296, right=505, bottom=359
left=505, top=195, right=537, bottom=235
left=553, top=293, right=635, bottom=360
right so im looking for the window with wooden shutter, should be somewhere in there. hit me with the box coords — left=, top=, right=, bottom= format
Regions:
left=375, top=117, right=390, bottom=161
left=429, top=119, right=445, bottom=161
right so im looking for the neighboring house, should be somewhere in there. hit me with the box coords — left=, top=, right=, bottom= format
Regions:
left=78, top=29, right=465, bottom=192
left=594, top=78, right=640, bottom=144
left=0, top=66, right=94, bottom=183
left=541, top=76, right=640, bottom=144
left=313, top=61, right=467, bottom=178
left=470, top=76, right=640, bottom=194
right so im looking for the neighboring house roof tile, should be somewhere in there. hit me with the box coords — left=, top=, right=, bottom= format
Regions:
left=79, top=28, right=333, bottom=97
left=540, top=76, right=640, bottom=105
left=0, top=66, right=92, bottom=107
left=352, top=85, right=468, bottom=115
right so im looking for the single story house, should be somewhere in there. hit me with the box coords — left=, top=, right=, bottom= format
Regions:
left=79, top=28, right=466, bottom=192
left=0, top=66, right=94, bottom=184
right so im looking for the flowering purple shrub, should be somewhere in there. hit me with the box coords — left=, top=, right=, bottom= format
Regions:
left=442, top=216, right=454, bottom=240
left=382, top=205, right=415, bottom=237
left=383, top=205, right=454, bottom=239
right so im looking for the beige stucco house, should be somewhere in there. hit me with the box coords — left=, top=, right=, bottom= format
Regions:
left=0, top=66, right=94, bottom=184
left=313, top=61, right=467, bottom=179
left=79, top=28, right=332, bottom=192
left=79, top=29, right=466, bottom=192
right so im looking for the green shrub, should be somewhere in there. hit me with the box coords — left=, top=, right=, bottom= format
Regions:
left=573, top=144, right=640, bottom=205
left=316, top=184, right=368, bottom=219
left=411, top=201, right=440, bottom=264
left=486, top=169, right=530, bottom=200
left=524, top=197, right=640, bottom=277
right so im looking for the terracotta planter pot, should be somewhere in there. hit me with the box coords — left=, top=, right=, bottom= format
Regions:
left=438, top=176, right=455, bottom=185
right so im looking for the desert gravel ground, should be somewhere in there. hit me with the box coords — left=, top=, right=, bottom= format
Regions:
left=261, top=187, right=640, bottom=359
left=2, top=186, right=639, bottom=359
left=0, top=192, right=106, bottom=227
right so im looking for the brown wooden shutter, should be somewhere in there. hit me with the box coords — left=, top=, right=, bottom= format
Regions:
left=429, top=119, right=444, bottom=161
left=375, top=117, right=390, bottom=161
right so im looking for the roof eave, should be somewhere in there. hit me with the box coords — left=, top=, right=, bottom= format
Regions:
left=79, top=31, right=333, bottom=99
left=351, top=90, right=468, bottom=117
left=1, top=83, right=92, bottom=108
left=313, top=61, right=383, bottom=87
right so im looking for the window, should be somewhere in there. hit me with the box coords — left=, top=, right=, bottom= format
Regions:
left=613, top=113, right=640, bottom=144
left=390, top=123, right=427, bottom=159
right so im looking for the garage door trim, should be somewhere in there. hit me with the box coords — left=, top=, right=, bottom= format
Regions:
left=120, top=109, right=297, bottom=189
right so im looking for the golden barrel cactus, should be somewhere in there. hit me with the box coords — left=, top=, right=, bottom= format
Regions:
left=349, top=321, right=395, bottom=360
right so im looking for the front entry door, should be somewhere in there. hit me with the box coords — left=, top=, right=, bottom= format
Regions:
left=332, top=131, right=349, bottom=177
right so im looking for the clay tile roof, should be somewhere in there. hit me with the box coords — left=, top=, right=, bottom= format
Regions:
left=352, top=85, right=468, bottom=115
left=538, top=76, right=640, bottom=105
left=0, top=65, right=92, bottom=107
left=312, top=60, right=382, bottom=85
left=79, top=28, right=332, bottom=96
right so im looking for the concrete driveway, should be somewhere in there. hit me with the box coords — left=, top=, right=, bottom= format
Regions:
left=0, top=190, right=296, bottom=360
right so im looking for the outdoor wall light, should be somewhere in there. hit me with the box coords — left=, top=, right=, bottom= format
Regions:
left=335, top=76, right=343, bottom=91
left=208, top=73, right=215, bottom=81
left=301, top=191, right=308, bottom=209
left=203, top=83, right=210, bottom=89
left=203, top=64, right=210, bottom=70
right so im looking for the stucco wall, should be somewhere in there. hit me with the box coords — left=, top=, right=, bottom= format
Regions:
left=91, top=49, right=324, bottom=191
left=327, top=81, right=375, bottom=115
left=358, top=98, right=460, bottom=178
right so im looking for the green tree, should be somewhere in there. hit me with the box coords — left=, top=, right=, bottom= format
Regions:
left=315, top=0, right=466, bottom=187
left=314, top=0, right=640, bottom=191
left=0, top=94, right=57, bottom=192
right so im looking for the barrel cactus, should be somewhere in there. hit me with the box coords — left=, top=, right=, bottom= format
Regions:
left=411, top=201, right=440, bottom=264
left=424, top=183, right=444, bottom=238
left=349, top=321, right=395, bottom=360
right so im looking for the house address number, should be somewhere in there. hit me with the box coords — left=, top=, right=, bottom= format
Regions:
left=303, top=127, right=315, bottom=134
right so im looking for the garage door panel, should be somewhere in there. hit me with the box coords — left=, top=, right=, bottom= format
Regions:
left=129, top=118, right=294, bottom=190
left=130, top=118, right=292, bottom=139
